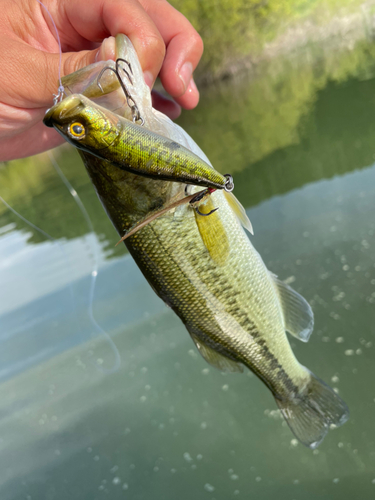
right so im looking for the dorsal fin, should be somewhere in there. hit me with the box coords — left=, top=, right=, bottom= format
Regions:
left=224, top=191, right=253, bottom=235
left=194, top=197, right=230, bottom=266
left=270, top=273, right=314, bottom=342
left=190, top=334, right=244, bottom=373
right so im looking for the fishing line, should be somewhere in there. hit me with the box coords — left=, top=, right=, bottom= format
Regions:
left=1, top=3, right=119, bottom=373
left=49, top=153, right=121, bottom=374
left=36, top=0, right=65, bottom=102
left=0, top=156, right=121, bottom=374
left=36, top=1, right=120, bottom=372
left=0, top=194, right=76, bottom=310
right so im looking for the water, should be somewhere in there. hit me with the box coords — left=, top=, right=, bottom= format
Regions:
left=1, top=37, right=375, bottom=500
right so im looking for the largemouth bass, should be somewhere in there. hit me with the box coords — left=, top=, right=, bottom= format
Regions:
left=44, top=35, right=349, bottom=448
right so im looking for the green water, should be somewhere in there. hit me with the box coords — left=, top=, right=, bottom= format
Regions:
left=1, top=38, right=375, bottom=500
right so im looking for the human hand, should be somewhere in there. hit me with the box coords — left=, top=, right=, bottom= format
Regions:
left=0, top=0, right=203, bottom=161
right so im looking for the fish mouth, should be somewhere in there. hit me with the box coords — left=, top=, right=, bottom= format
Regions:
left=43, top=95, right=86, bottom=128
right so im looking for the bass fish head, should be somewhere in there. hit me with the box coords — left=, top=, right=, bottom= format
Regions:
left=43, top=94, right=121, bottom=153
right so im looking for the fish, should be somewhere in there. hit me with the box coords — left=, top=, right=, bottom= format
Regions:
left=44, top=34, right=349, bottom=448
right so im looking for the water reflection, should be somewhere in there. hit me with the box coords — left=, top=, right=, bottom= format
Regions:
left=1, top=36, right=375, bottom=500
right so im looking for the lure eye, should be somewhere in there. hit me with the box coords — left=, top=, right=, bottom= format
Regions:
left=69, top=122, right=85, bottom=139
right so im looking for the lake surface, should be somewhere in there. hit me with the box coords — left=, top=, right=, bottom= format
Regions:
left=1, top=36, right=375, bottom=500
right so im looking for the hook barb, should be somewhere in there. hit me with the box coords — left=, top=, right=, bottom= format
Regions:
left=195, top=206, right=219, bottom=217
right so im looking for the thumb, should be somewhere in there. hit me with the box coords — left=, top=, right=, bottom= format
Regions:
left=1, top=37, right=116, bottom=108
left=60, top=37, right=117, bottom=91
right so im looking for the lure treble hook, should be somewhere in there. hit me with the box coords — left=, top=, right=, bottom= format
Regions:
left=192, top=175, right=233, bottom=215
left=195, top=206, right=219, bottom=216
left=189, top=187, right=219, bottom=217
left=97, top=58, right=144, bottom=125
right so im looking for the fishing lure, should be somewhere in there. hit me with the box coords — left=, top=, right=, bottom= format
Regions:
left=44, top=92, right=235, bottom=192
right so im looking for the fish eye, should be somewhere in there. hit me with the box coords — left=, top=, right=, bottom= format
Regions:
left=69, top=122, right=85, bottom=139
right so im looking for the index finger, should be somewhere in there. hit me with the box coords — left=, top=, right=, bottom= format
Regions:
left=139, top=0, right=203, bottom=109
left=64, top=0, right=166, bottom=79
left=64, top=0, right=203, bottom=108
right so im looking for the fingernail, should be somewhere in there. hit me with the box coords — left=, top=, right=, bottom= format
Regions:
left=186, top=78, right=198, bottom=96
left=179, top=62, right=193, bottom=92
left=143, top=71, right=154, bottom=89
left=96, top=37, right=116, bottom=62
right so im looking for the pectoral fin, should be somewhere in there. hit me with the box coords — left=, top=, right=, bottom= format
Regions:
left=190, top=334, right=244, bottom=373
left=224, top=191, right=253, bottom=235
left=194, top=198, right=230, bottom=266
left=271, top=274, right=314, bottom=342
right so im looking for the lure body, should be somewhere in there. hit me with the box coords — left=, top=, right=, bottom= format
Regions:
left=44, top=94, right=229, bottom=191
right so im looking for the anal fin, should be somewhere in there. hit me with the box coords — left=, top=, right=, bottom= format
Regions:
left=190, top=334, right=244, bottom=373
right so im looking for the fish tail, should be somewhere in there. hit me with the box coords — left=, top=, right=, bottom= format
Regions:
left=275, top=369, right=349, bottom=449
